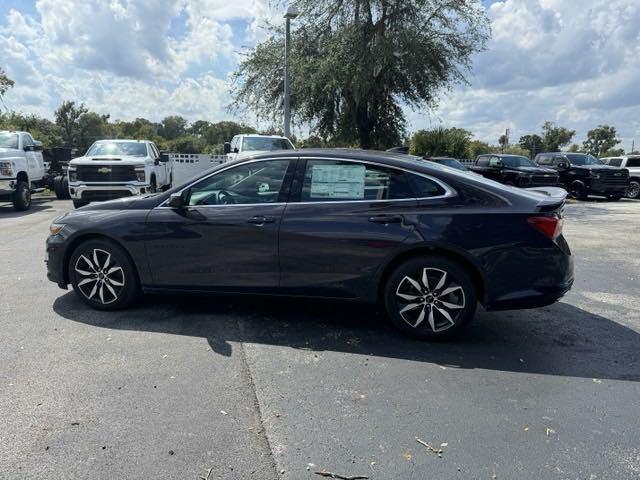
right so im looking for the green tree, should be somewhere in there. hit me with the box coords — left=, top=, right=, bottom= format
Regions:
left=519, top=134, right=543, bottom=158
left=232, top=0, right=490, bottom=149
left=158, top=115, right=188, bottom=140
left=114, top=118, right=159, bottom=140
left=0, top=111, right=64, bottom=147
left=582, top=125, right=621, bottom=157
left=466, top=139, right=493, bottom=159
left=55, top=100, right=88, bottom=147
left=567, top=144, right=583, bottom=153
left=167, top=135, right=207, bottom=154
left=410, top=127, right=472, bottom=158
left=541, top=121, right=575, bottom=152
left=78, top=112, right=111, bottom=152
left=0, top=68, right=14, bottom=102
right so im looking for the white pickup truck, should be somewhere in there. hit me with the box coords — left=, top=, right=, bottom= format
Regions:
left=600, top=155, right=640, bottom=199
left=0, top=130, right=46, bottom=211
left=223, top=134, right=295, bottom=160
left=68, top=139, right=172, bottom=208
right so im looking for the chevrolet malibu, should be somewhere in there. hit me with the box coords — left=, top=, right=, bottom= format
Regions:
left=46, top=149, right=574, bottom=339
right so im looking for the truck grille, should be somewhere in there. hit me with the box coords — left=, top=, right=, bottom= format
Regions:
left=76, top=165, right=136, bottom=182
left=597, top=170, right=628, bottom=184
left=531, top=174, right=558, bottom=185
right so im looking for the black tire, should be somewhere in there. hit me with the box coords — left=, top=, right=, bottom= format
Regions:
left=61, top=177, right=71, bottom=199
left=607, top=195, right=622, bottom=202
left=569, top=180, right=588, bottom=200
left=68, top=239, right=140, bottom=310
left=383, top=255, right=478, bottom=340
left=53, top=176, right=64, bottom=199
left=73, top=199, right=89, bottom=209
left=13, top=181, right=31, bottom=211
left=625, top=180, right=640, bottom=199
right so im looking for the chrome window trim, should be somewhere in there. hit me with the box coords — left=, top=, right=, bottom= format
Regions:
left=156, top=155, right=456, bottom=209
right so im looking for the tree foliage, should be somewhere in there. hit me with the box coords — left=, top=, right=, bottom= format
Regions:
left=541, top=121, right=575, bottom=152
left=410, top=126, right=472, bottom=158
left=54, top=101, right=88, bottom=147
left=232, top=0, right=490, bottom=149
left=582, top=124, right=621, bottom=157
left=519, top=134, right=543, bottom=157
left=0, top=67, right=14, bottom=99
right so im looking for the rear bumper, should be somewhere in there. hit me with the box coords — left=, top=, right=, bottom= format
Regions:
left=485, top=278, right=573, bottom=311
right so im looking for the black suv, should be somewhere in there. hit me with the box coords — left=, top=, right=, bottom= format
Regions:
left=534, top=152, right=629, bottom=200
left=470, top=154, right=559, bottom=187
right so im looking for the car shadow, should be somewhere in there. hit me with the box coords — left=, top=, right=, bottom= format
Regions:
left=52, top=292, right=640, bottom=382
left=0, top=198, right=55, bottom=217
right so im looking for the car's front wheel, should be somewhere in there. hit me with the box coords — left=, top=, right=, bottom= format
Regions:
left=68, top=239, right=140, bottom=310
left=625, top=180, right=639, bottom=199
left=384, top=255, right=478, bottom=340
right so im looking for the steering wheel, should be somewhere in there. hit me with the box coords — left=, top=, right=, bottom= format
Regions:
left=216, top=190, right=235, bottom=205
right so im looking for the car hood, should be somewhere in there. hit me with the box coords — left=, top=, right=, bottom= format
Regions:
left=70, top=155, right=149, bottom=166
left=75, top=194, right=160, bottom=211
left=0, top=148, right=22, bottom=159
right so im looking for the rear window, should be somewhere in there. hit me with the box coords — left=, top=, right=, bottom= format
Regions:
left=605, top=158, right=623, bottom=167
left=476, top=156, right=490, bottom=167
left=626, top=157, right=640, bottom=168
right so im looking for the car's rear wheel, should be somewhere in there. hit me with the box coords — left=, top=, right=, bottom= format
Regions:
left=383, top=255, right=477, bottom=340
left=68, top=239, right=140, bottom=310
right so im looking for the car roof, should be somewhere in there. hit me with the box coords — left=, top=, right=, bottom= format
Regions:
left=240, top=134, right=289, bottom=139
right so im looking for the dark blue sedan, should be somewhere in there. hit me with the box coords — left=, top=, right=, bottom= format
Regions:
left=46, top=149, right=573, bottom=339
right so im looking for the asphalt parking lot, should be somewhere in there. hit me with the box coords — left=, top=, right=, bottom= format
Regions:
left=1, top=197, right=639, bottom=480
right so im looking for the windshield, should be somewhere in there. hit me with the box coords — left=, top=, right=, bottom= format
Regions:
left=0, top=133, right=19, bottom=149
left=86, top=141, right=148, bottom=157
left=565, top=153, right=601, bottom=166
left=436, top=158, right=467, bottom=171
left=502, top=156, right=535, bottom=167
left=242, top=137, right=293, bottom=152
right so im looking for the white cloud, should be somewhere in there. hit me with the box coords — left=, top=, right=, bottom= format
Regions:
left=411, top=0, right=640, bottom=148
left=1, top=0, right=640, bottom=150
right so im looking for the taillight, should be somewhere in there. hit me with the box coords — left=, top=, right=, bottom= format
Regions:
left=528, top=216, right=563, bottom=240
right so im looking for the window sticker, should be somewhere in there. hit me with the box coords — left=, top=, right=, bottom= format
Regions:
left=310, top=164, right=366, bottom=199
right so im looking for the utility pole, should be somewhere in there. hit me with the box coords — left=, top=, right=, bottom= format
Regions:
left=283, top=5, right=300, bottom=139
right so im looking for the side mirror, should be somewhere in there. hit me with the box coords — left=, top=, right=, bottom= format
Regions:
left=489, top=160, right=503, bottom=169
left=223, top=142, right=231, bottom=154
left=168, top=192, right=186, bottom=209
left=24, top=145, right=34, bottom=152
left=557, top=162, right=568, bottom=170
left=159, top=152, right=170, bottom=163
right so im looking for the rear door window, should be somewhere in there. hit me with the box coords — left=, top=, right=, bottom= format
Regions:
left=476, top=156, right=490, bottom=167
left=300, top=159, right=413, bottom=202
left=626, top=158, right=640, bottom=167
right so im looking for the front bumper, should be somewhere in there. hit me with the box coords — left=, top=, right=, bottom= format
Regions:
left=45, top=234, right=68, bottom=289
left=69, top=183, right=150, bottom=201
left=0, top=178, right=17, bottom=197
left=587, top=181, right=628, bottom=196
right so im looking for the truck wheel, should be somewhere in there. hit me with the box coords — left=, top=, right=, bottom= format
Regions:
left=68, top=239, right=140, bottom=310
left=61, top=177, right=71, bottom=199
left=149, top=177, right=157, bottom=193
left=13, top=181, right=31, bottom=211
left=569, top=180, right=588, bottom=200
left=73, top=199, right=89, bottom=209
left=626, top=180, right=640, bottom=199
left=53, top=176, right=66, bottom=199
left=383, top=255, right=477, bottom=340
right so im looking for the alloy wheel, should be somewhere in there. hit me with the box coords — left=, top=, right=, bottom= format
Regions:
left=74, top=248, right=125, bottom=305
left=627, top=181, right=640, bottom=199
left=395, top=267, right=465, bottom=332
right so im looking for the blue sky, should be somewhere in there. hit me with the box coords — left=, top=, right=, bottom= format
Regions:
left=1, top=0, right=639, bottom=149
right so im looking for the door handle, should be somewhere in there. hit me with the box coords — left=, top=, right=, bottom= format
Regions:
left=247, top=215, right=276, bottom=225
left=368, top=214, right=403, bottom=224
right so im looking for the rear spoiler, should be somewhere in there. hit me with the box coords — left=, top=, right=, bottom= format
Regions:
left=524, top=186, right=568, bottom=211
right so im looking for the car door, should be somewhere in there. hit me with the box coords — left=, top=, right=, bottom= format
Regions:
left=278, top=157, right=420, bottom=299
left=149, top=143, right=165, bottom=185
left=486, top=156, right=504, bottom=182
left=144, top=158, right=296, bottom=290
left=21, top=134, right=39, bottom=180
